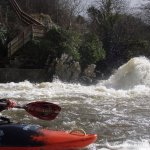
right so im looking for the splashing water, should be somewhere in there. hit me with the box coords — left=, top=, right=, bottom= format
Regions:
left=102, top=57, right=150, bottom=89
left=0, top=57, right=150, bottom=100
left=100, top=140, right=150, bottom=150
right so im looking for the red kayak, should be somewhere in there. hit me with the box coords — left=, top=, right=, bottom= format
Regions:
left=0, top=124, right=97, bottom=150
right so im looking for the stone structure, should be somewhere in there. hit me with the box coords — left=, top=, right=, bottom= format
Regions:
left=0, top=68, right=49, bottom=83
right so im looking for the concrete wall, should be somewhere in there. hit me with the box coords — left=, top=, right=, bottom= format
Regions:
left=0, top=68, right=50, bottom=83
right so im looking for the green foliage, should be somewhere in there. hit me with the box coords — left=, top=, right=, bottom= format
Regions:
left=19, top=39, right=50, bottom=68
left=87, top=5, right=121, bottom=57
left=79, top=33, right=105, bottom=67
left=45, top=27, right=81, bottom=60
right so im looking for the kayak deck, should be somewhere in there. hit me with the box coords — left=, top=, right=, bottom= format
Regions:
left=0, top=124, right=97, bottom=150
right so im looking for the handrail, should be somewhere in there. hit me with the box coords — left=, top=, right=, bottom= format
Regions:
left=8, top=0, right=46, bottom=58
left=8, top=26, right=32, bottom=58
left=8, top=25, right=46, bottom=58
left=9, top=0, right=45, bottom=27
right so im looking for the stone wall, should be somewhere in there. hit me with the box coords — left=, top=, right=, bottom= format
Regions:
left=0, top=68, right=50, bottom=83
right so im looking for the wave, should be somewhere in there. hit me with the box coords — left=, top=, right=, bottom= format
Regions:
left=101, top=57, right=150, bottom=90
left=1, top=57, right=150, bottom=99
left=98, top=139, right=150, bottom=150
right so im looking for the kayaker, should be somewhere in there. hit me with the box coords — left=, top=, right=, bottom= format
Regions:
left=0, top=99, right=17, bottom=112
left=0, top=99, right=17, bottom=123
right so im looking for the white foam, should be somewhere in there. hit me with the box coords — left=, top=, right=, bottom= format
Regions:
left=0, top=57, right=150, bottom=100
left=101, top=57, right=150, bottom=89
left=98, top=140, right=150, bottom=150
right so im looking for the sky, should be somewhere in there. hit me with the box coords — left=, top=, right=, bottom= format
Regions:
left=81, top=0, right=148, bottom=16
left=130, top=0, right=142, bottom=5
left=86, top=0, right=148, bottom=7
left=130, top=0, right=147, bottom=6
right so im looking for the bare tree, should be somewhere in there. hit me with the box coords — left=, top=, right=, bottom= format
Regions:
left=90, top=0, right=129, bottom=24
left=15, top=0, right=85, bottom=29
left=57, top=0, right=84, bottom=29
left=49, top=0, right=86, bottom=30
left=140, top=0, right=150, bottom=24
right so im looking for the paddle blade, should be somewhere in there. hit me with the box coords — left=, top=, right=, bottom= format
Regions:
left=24, top=101, right=61, bottom=120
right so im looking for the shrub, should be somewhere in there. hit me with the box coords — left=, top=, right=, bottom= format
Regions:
left=45, top=27, right=81, bottom=61
left=79, top=33, right=105, bottom=67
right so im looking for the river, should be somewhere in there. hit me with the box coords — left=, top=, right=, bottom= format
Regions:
left=0, top=56, right=150, bottom=150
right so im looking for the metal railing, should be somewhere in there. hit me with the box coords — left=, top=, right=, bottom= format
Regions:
left=9, top=0, right=44, bottom=26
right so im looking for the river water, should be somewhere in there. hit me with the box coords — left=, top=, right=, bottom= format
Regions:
left=0, top=56, right=150, bottom=150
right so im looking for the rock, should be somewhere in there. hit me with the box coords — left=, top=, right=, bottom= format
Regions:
left=54, top=54, right=81, bottom=82
left=49, top=54, right=98, bottom=84
left=83, top=64, right=96, bottom=78
left=79, top=76, right=93, bottom=85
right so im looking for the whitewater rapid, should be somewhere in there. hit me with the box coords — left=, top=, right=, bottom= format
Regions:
left=1, top=57, right=150, bottom=100
left=0, top=56, right=150, bottom=150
